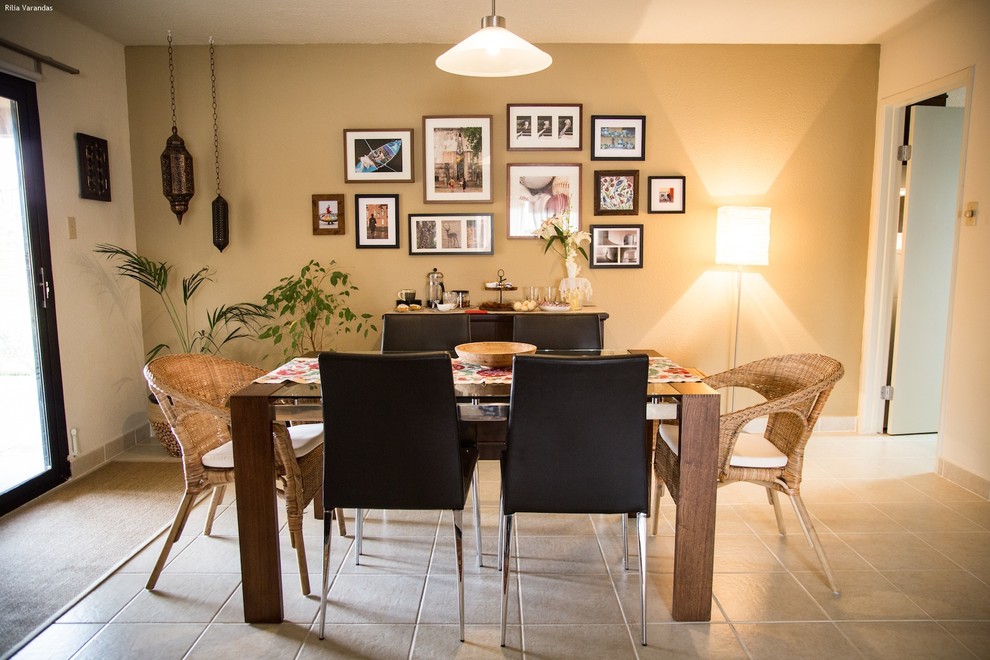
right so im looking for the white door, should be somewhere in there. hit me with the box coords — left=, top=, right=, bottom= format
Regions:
left=885, top=105, right=963, bottom=434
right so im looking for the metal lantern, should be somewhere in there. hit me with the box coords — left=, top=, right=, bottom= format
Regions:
left=161, top=128, right=194, bottom=223
left=212, top=194, right=229, bottom=251
left=209, top=37, right=228, bottom=252
left=161, top=31, right=194, bottom=223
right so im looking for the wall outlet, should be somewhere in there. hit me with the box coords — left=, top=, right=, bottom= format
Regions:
left=68, top=216, right=77, bottom=239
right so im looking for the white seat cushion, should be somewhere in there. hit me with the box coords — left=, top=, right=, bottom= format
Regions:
left=201, top=423, right=324, bottom=469
left=657, top=424, right=788, bottom=469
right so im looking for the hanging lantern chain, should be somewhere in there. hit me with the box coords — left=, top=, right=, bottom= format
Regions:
left=167, top=30, right=177, bottom=134
left=210, top=37, right=221, bottom=196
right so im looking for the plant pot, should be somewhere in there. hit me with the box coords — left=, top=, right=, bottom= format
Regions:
left=148, top=394, right=182, bottom=457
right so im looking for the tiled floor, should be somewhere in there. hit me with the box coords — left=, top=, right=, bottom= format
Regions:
left=13, top=434, right=990, bottom=659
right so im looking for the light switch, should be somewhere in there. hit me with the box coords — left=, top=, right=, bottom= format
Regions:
left=67, top=216, right=77, bottom=239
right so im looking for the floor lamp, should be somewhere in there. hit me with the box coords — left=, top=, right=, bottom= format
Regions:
left=715, top=206, right=771, bottom=410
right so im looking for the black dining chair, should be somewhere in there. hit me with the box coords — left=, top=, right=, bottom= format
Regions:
left=317, top=352, right=478, bottom=642
left=511, top=313, right=603, bottom=350
left=381, top=312, right=472, bottom=353
left=499, top=354, right=651, bottom=647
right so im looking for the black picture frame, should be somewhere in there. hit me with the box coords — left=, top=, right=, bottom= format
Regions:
left=594, top=170, right=639, bottom=215
left=590, top=224, right=643, bottom=268
left=590, top=115, right=646, bottom=161
left=507, top=103, right=582, bottom=151
left=408, top=213, right=494, bottom=255
left=355, top=194, right=400, bottom=248
left=343, top=129, right=415, bottom=183
left=647, top=176, right=686, bottom=214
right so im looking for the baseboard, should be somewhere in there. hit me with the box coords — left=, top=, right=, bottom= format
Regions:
left=68, top=425, right=151, bottom=478
left=938, top=458, right=990, bottom=500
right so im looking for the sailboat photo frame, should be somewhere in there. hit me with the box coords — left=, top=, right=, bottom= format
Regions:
left=343, top=129, right=415, bottom=183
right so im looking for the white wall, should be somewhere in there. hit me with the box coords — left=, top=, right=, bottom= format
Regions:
left=877, top=0, right=990, bottom=493
left=0, top=12, right=146, bottom=471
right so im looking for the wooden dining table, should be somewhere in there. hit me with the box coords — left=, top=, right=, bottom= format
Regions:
left=229, top=349, right=719, bottom=624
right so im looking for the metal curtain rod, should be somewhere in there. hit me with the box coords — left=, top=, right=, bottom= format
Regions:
left=0, top=37, right=80, bottom=75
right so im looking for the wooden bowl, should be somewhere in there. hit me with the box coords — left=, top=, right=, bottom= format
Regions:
left=454, top=341, right=537, bottom=368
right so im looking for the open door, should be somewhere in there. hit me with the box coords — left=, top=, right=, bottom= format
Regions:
left=884, top=105, right=963, bottom=434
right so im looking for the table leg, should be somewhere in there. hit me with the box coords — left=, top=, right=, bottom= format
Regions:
left=671, top=388, right=720, bottom=621
left=230, top=384, right=284, bottom=623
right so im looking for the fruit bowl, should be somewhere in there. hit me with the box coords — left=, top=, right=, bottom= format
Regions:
left=454, top=341, right=537, bottom=368
left=539, top=301, right=571, bottom=313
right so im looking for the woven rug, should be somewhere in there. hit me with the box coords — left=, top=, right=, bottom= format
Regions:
left=0, top=460, right=183, bottom=657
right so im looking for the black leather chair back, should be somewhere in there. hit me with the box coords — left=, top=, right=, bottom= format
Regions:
left=318, top=352, right=475, bottom=511
left=512, top=314, right=602, bottom=350
left=381, top=313, right=471, bottom=352
left=503, top=354, right=649, bottom=515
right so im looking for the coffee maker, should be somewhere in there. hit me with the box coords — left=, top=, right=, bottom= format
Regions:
left=426, top=267, right=445, bottom=308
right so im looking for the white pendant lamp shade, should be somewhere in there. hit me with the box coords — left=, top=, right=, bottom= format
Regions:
left=436, top=14, right=552, bottom=77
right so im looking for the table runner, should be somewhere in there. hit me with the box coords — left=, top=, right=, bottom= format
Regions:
left=255, top=356, right=701, bottom=385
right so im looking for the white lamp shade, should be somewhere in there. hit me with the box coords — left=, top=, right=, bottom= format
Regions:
left=716, top=206, right=771, bottom=266
left=436, top=23, right=552, bottom=77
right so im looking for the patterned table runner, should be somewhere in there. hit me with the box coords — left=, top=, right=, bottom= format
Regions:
left=255, top=356, right=701, bottom=385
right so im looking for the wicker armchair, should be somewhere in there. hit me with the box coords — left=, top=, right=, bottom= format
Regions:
left=144, top=353, right=341, bottom=595
left=652, top=353, right=844, bottom=595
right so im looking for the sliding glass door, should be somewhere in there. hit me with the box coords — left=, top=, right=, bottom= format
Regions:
left=0, top=72, right=69, bottom=515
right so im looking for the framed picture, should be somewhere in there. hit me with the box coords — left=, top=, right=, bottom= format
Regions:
left=409, top=213, right=494, bottom=255
left=312, top=194, right=345, bottom=235
left=506, top=163, right=582, bottom=239
left=591, top=115, right=646, bottom=161
left=423, top=115, right=492, bottom=203
left=594, top=170, right=639, bottom=215
left=590, top=224, right=643, bottom=268
left=648, top=176, right=686, bottom=213
left=507, top=103, right=582, bottom=150
left=343, top=129, right=414, bottom=183
left=355, top=194, right=399, bottom=248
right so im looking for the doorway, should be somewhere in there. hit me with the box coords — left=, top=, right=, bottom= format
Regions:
left=859, top=69, right=972, bottom=437
left=0, top=72, right=69, bottom=516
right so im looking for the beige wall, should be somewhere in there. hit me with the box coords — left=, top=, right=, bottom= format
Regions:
left=123, top=42, right=878, bottom=416
left=0, top=13, right=146, bottom=466
left=877, top=0, right=990, bottom=488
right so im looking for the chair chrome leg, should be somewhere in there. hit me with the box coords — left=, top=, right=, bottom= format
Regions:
left=622, top=515, right=629, bottom=570
left=472, top=469, right=483, bottom=567
left=789, top=494, right=840, bottom=596
left=147, top=491, right=196, bottom=590
left=500, top=513, right=514, bottom=647
left=497, top=489, right=504, bottom=572
left=453, top=509, right=465, bottom=642
left=318, top=515, right=332, bottom=639
left=354, top=508, right=363, bottom=565
left=203, top=485, right=225, bottom=536
left=637, top=512, right=648, bottom=646
left=768, top=487, right=786, bottom=535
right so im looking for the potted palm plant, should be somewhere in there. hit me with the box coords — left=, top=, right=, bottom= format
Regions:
left=96, top=244, right=269, bottom=455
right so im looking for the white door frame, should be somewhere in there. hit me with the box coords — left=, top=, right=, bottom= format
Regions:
left=858, top=67, right=973, bottom=434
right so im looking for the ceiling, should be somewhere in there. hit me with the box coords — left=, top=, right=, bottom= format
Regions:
left=54, top=0, right=945, bottom=47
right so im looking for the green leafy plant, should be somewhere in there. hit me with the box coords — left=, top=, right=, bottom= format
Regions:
left=95, top=243, right=269, bottom=360
left=258, top=259, right=376, bottom=359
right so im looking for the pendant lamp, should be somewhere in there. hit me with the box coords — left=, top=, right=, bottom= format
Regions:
left=209, top=37, right=229, bottom=252
left=436, top=1, right=551, bottom=77
left=160, top=31, right=195, bottom=223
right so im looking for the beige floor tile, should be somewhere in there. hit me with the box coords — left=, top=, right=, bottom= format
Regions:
left=712, top=535, right=786, bottom=573
left=839, top=532, right=957, bottom=571
left=517, top=574, right=625, bottom=624
left=214, top=573, right=322, bottom=624
left=516, top=535, right=610, bottom=574
left=797, top=478, right=865, bottom=505
left=418, top=573, right=519, bottom=625
left=638, top=623, right=746, bottom=658
left=808, top=502, right=906, bottom=534
left=840, top=477, right=938, bottom=503
left=916, top=532, right=990, bottom=582
left=713, top=503, right=762, bottom=535
left=836, top=621, right=975, bottom=659
left=161, top=533, right=242, bottom=575
left=300, top=623, right=415, bottom=659
left=358, top=509, right=442, bottom=536
left=513, top=512, right=597, bottom=536
left=939, top=620, right=990, bottom=659
left=336, top=535, right=436, bottom=574
left=73, top=623, right=206, bottom=660
left=10, top=623, right=102, bottom=660
left=759, top=531, right=871, bottom=574
left=943, top=500, right=990, bottom=531
left=899, top=473, right=986, bottom=503
left=732, top=622, right=858, bottom=659
left=611, top=571, right=726, bottom=624
left=882, top=569, right=990, bottom=619
left=712, top=573, right=828, bottom=622
left=814, top=457, right=895, bottom=480
left=57, top=573, right=147, bottom=624
left=187, top=622, right=309, bottom=658
left=873, top=501, right=985, bottom=533
left=112, top=573, right=241, bottom=623
left=520, top=624, right=638, bottom=658
left=115, top=531, right=197, bottom=575
left=321, top=574, right=426, bottom=624
left=714, top=482, right=773, bottom=505
left=792, top=570, right=929, bottom=620
left=411, top=624, right=523, bottom=658
left=882, top=457, right=941, bottom=477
